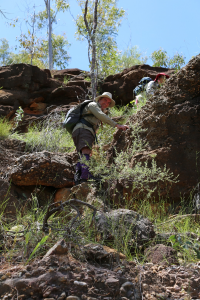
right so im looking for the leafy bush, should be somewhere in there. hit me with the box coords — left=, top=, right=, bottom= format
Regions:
left=88, top=122, right=178, bottom=201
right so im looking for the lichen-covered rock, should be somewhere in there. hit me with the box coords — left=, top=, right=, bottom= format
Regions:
left=95, top=209, right=155, bottom=246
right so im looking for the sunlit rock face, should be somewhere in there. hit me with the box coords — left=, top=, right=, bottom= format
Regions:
left=109, top=55, right=200, bottom=202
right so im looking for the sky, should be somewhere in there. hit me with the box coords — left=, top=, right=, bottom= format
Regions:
left=0, top=0, right=200, bottom=71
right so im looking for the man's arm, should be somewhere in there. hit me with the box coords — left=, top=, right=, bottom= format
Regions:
left=88, top=102, right=129, bottom=131
left=116, top=124, right=129, bottom=131
left=88, top=102, right=117, bottom=127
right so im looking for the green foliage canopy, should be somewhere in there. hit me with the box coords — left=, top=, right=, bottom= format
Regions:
left=75, top=0, right=125, bottom=77
left=0, top=38, right=14, bottom=66
left=151, top=48, right=185, bottom=70
left=9, top=1, right=70, bottom=69
left=116, top=46, right=148, bottom=73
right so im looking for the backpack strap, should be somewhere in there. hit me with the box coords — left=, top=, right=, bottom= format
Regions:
left=79, top=101, right=98, bottom=143
left=79, top=118, right=94, bottom=129
left=79, top=100, right=95, bottom=125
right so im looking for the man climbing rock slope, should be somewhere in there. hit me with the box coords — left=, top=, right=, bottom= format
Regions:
left=72, top=92, right=129, bottom=184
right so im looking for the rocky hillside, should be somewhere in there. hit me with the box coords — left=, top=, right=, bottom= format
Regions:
left=0, top=58, right=200, bottom=300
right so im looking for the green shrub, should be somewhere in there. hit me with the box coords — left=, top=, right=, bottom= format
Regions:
left=63, top=75, right=71, bottom=84
left=88, top=122, right=178, bottom=201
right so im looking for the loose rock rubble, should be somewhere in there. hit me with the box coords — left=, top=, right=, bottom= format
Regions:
left=0, top=240, right=200, bottom=300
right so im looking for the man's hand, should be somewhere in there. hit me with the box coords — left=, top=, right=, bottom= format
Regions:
left=116, top=124, right=129, bottom=131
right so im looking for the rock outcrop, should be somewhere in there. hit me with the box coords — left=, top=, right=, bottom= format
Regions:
left=110, top=55, right=200, bottom=201
left=0, top=64, right=86, bottom=116
left=0, top=64, right=175, bottom=119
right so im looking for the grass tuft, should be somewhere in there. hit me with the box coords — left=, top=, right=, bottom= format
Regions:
left=11, top=115, right=75, bottom=153
left=0, top=118, right=12, bottom=140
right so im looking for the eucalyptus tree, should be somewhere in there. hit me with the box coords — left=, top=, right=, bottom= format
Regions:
left=151, top=48, right=185, bottom=70
left=11, top=0, right=70, bottom=69
left=75, top=0, right=125, bottom=97
left=0, top=39, right=14, bottom=65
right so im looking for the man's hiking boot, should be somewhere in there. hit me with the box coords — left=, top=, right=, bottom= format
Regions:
left=74, top=161, right=102, bottom=185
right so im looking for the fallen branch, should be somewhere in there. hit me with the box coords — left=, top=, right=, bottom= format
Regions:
left=42, top=198, right=97, bottom=233
left=156, top=214, right=200, bottom=227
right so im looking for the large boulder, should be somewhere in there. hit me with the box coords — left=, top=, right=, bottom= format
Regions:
left=101, top=64, right=174, bottom=105
left=10, top=151, right=74, bottom=188
left=0, top=89, right=30, bottom=108
left=95, top=209, right=155, bottom=247
left=110, top=55, right=200, bottom=201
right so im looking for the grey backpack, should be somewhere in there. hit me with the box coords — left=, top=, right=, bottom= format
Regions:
left=62, top=100, right=94, bottom=134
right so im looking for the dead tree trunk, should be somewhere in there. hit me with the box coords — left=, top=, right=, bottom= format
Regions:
left=44, top=0, right=53, bottom=70
left=84, top=0, right=98, bottom=99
